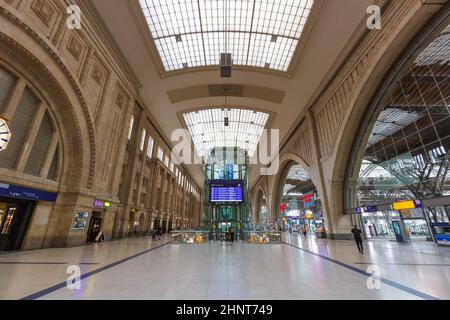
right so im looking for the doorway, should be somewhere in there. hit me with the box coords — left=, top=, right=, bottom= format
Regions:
left=0, top=198, right=35, bottom=251
left=87, top=212, right=102, bottom=243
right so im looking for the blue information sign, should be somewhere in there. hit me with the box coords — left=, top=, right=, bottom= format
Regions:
left=0, top=183, right=58, bottom=202
left=210, top=180, right=244, bottom=203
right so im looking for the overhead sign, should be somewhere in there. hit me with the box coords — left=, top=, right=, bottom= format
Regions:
left=301, top=193, right=314, bottom=202
left=400, top=208, right=424, bottom=219
left=209, top=180, right=244, bottom=203
left=0, top=183, right=57, bottom=202
left=355, top=206, right=378, bottom=213
left=94, top=199, right=111, bottom=208
left=392, top=200, right=421, bottom=211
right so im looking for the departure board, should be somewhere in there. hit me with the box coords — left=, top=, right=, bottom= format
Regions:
left=209, top=180, right=244, bottom=203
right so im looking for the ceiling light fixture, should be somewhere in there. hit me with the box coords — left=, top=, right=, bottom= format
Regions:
left=220, top=0, right=232, bottom=78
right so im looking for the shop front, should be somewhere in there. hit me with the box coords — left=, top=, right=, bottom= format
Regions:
left=357, top=201, right=446, bottom=242
left=361, top=211, right=431, bottom=240
left=0, top=183, right=57, bottom=251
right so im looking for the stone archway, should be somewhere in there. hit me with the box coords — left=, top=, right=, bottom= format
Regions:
left=269, top=152, right=314, bottom=222
left=271, top=159, right=324, bottom=232
left=0, top=23, right=98, bottom=248
left=0, top=30, right=94, bottom=191
left=253, top=186, right=268, bottom=225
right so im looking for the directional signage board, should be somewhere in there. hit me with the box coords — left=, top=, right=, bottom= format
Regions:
left=209, top=180, right=244, bottom=203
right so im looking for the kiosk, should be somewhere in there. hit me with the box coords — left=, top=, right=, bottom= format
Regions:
left=431, top=222, right=450, bottom=246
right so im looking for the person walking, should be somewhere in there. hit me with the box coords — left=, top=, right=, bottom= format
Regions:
left=230, top=227, right=235, bottom=243
left=302, top=224, right=308, bottom=237
left=351, top=225, right=364, bottom=254
left=157, top=226, right=162, bottom=240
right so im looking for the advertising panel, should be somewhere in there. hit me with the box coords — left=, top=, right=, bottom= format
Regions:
left=71, top=211, right=89, bottom=231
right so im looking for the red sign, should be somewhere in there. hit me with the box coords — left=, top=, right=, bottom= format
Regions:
left=301, top=193, right=314, bottom=203
left=279, top=203, right=286, bottom=212
left=301, top=193, right=314, bottom=200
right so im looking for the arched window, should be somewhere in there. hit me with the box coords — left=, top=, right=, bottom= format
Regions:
left=345, top=21, right=450, bottom=240
left=0, top=66, right=60, bottom=181
left=127, top=114, right=135, bottom=141
left=0, top=67, right=15, bottom=112
left=24, top=112, right=55, bottom=176
left=146, top=135, right=154, bottom=158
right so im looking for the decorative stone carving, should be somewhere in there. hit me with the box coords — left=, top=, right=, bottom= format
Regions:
left=66, top=35, right=84, bottom=61
left=31, top=0, right=55, bottom=26
left=115, top=91, right=125, bottom=107
left=91, top=64, right=104, bottom=85
left=312, top=0, right=415, bottom=158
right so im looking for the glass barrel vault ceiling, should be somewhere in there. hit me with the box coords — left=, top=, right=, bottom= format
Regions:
left=138, top=0, right=314, bottom=72
left=182, top=108, right=270, bottom=158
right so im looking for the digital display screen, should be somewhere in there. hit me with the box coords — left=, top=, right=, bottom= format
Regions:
left=210, top=180, right=244, bottom=203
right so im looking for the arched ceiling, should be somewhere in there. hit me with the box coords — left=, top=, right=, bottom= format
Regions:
left=92, top=0, right=376, bottom=188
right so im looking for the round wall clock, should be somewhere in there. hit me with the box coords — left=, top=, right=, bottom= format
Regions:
left=0, top=117, right=11, bottom=152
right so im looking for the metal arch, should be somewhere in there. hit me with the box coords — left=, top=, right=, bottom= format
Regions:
left=343, top=4, right=450, bottom=210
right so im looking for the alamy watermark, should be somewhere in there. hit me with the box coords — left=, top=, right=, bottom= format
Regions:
left=366, top=265, right=381, bottom=290
left=67, top=5, right=81, bottom=30
left=66, top=265, right=81, bottom=290
left=367, top=5, right=382, bottom=30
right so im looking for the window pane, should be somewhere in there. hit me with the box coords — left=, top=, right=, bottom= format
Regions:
left=47, top=145, right=59, bottom=180
left=0, top=67, right=15, bottom=113
left=128, top=115, right=135, bottom=140
left=157, top=147, right=164, bottom=161
left=147, top=136, right=154, bottom=158
left=0, top=88, right=38, bottom=169
left=140, top=129, right=146, bottom=151
left=25, top=112, right=54, bottom=176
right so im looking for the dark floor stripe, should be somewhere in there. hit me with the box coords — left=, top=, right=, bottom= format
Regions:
left=284, top=242, right=439, bottom=300
left=0, top=262, right=100, bottom=265
left=20, top=242, right=170, bottom=300
left=355, top=262, right=450, bottom=267
left=0, top=262, right=67, bottom=265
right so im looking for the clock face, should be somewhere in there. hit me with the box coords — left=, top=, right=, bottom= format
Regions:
left=0, top=117, right=11, bottom=152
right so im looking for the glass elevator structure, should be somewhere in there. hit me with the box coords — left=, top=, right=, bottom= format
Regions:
left=203, top=147, right=251, bottom=241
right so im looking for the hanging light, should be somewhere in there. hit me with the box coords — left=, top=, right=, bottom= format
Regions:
left=220, top=0, right=232, bottom=78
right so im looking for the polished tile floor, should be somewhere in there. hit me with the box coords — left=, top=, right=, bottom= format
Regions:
left=0, top=233, right=449, bottom=300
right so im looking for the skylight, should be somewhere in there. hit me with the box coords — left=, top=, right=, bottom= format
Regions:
left=182, top=108, right=270, bottom=158
left=367, top=108, right=421, bottom=148
left=138, top=0, right=314, bottom=72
